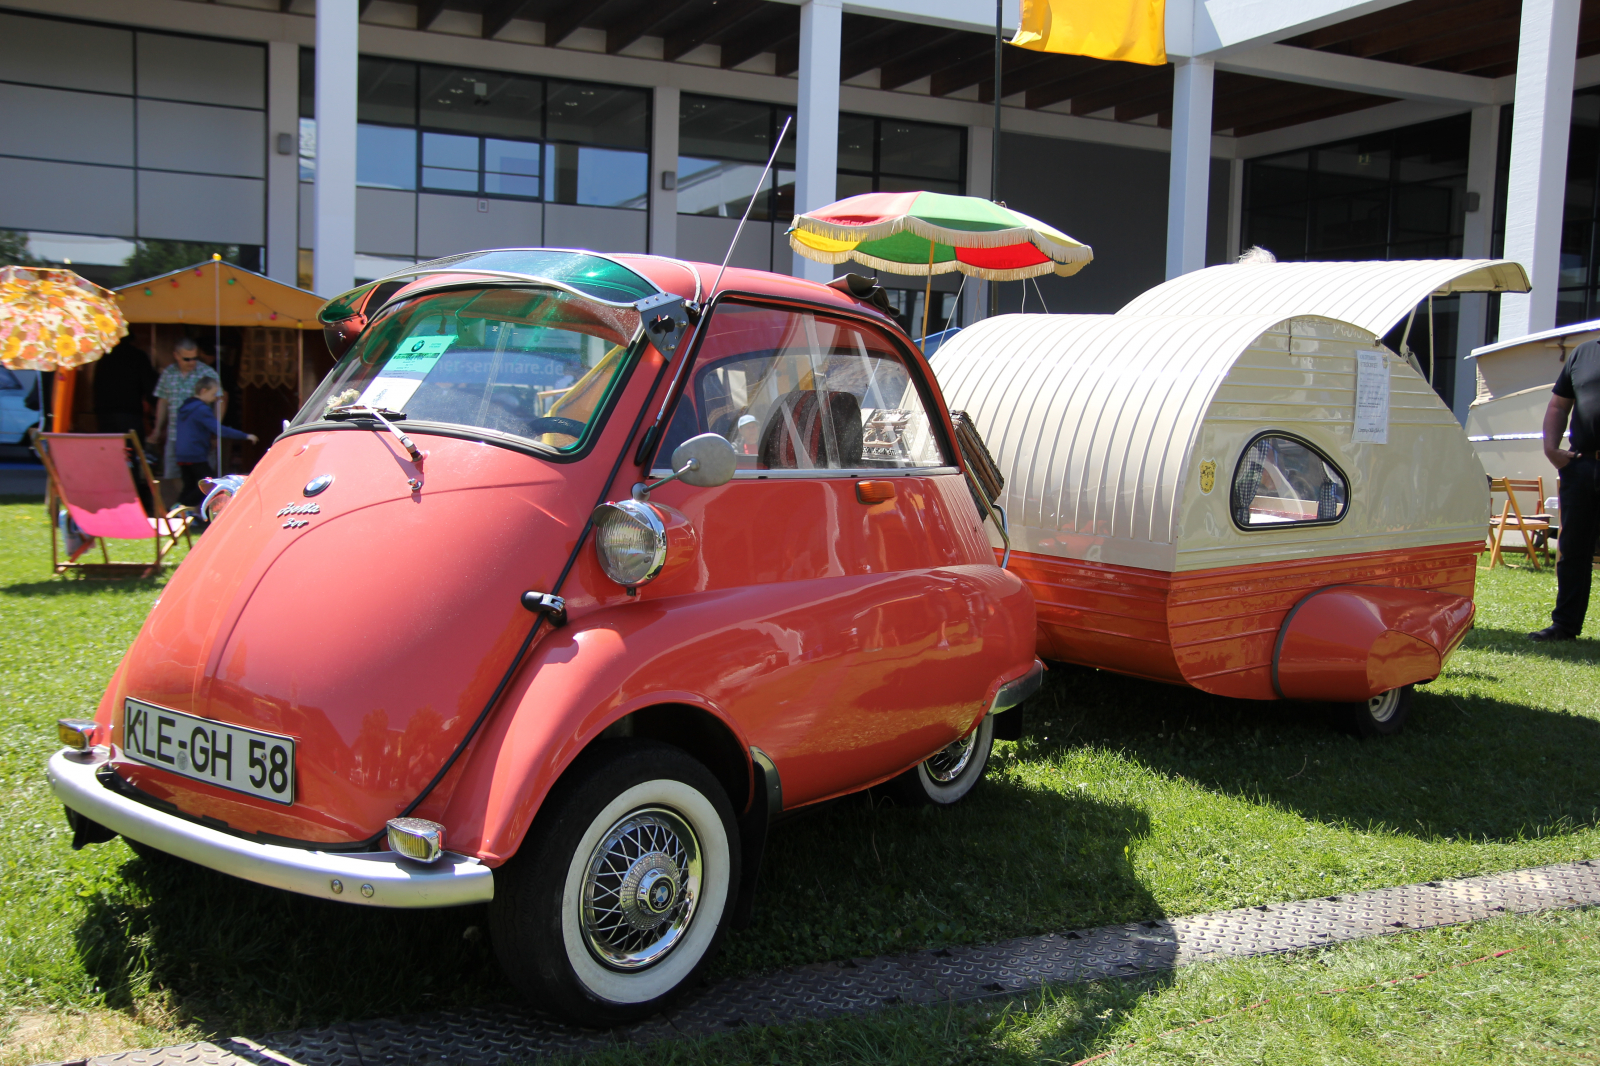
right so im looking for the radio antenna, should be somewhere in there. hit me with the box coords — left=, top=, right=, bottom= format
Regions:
left=710, top=114, right=793, bottom=299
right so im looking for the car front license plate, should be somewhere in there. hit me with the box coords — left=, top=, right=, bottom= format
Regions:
left=122, top=698, right=296, bottom=805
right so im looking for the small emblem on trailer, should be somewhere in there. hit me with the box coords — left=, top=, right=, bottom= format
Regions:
left=304, top=474, right=334, bottom=497
left=1199, top=460, right=1216, bottom=495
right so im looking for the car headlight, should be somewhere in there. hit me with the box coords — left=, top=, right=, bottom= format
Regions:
left=199, top=473, right=248, bottom=522
left=591, top=500, right=668, bottom=588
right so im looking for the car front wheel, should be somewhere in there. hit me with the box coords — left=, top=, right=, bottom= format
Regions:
left=1343, top=684, right=1413, bottom=738
left=489, top=740, right=739, bottom=1027
left=886, top=714, right=995, bottom=806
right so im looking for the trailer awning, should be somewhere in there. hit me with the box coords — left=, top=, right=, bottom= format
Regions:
left=1117, top=259, right=1529, bottom=338
left=115, top=260, right=323, bottom=328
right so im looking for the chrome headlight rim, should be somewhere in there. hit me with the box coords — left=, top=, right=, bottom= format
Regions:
left=591, top=499, right=668, bottom=588
left=199, top=473, right=248, bottom=523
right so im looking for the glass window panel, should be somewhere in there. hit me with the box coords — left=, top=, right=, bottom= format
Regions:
left=677, top=156, right=772, bottom=218
left=1231, top=435, right=1347, bottom=527
left=878, top=119, right=963, bottom=181
left=423, top=167, right=478, bottom=192
left=358, top=57, right=416, bottom=125
left=1311, top=192, right=1389, bottom=253
left=546, top=81, right=648, bottom=148
left=1247, top=154, right=1310, bottom=209
left=1393, top=114, right=1468, bottom=182
left=420, top=65, right=542, bottom=139
left=1557, top=287, right=1592, bottom=326
left=298, top=116, right=316, bottom=181
left=680, top=94, right=773, bottom=164
left=772, top=168, right=794, bottom=221
left=1314, top=138, right=1391, bottom=197
left=357, top=124, right=416, bottom=190
left=656, top=301, right=952, bottom=472
left=484, top=137, right=541, bottom=198
left=299, top=46, right=315, bottom=119
left=423, top=131, right=479, bottom=170
left=576, top=146, right=647, bottom=208
left=1560, top=219, right=1591, bottom=287
left=878, top=174, right=960, bottom=195
left=1392, top=180, right=1461, bottom=242
left=838, top=114, right=875, bottom=172
left=836, top=172, right=874, bottom=199
left=1244, top=210, right=1307, bottom=260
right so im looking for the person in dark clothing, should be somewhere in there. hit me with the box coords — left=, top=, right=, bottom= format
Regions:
left=1530, top=338, right=1600, bottom=641
left=93, top=336, right=157, bottom=442
left=175, top=379, right=255, bottom=509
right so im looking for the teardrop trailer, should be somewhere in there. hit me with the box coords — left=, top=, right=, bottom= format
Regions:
left=47, top=249, right=1042, bottom=1025
left=931, top=259, right=1529, bottom=737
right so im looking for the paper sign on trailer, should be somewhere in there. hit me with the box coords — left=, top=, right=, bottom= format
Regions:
left=1352, top=349, right=1389, bottom=444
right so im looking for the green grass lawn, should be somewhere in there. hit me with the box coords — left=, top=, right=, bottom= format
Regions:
left=2, top=493, right=1598, bottom=1064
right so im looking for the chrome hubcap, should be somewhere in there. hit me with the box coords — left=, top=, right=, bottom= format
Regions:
left=582, top=808, right=701, bottom=971
left=1367, top=688, right=1401, bottom=723
left=924, top=729, right=978, bottom=783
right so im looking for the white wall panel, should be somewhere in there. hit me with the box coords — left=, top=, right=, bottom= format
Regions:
left=357, top=187, right=417, bottom=257
left=136, top=32, right=265, bottom=109
left=138, top=171, right=264, bottom=244
left=137, top=100, right=264, bottom=178
left=416, top=194, right=541, bottom=258
left=0, top=84, right=133, bottom=167
left=0, top=12, right=130, bottom=94
left=544, top=204, right=648, bottom=253
left=0, top=157, right=134, bottom=236
left=676, top=214, right=773, bottom=270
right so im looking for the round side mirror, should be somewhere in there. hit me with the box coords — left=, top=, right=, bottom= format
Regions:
left=671, top=432, right=738, bottom=488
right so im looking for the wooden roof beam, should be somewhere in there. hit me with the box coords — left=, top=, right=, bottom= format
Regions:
left=841, top=24, right=953, bottom=83
left=664, top=0, right=764, bottom=61
left=481, top=0, right=533, bottom=39
left=973, top=51, right=1084, bottom=102
left=1024, top=62, right=1156, bottom=111
left=1286, top=0, right=1459, bottom=51
left=1067, top=68, right=1171, bottom=116
left=607, top=1, right=692, bottom=55
left=1234, top=94, right=1391, bottom=138
left=878, top=32, right=983, bottom=90
left=415, top=0, right=447, bottom=31
left=718, top=12, right=799, bottom=69
left=1336, top=0, right=1517, bottom=59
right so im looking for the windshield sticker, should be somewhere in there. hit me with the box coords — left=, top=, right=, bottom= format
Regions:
left=358, top=335, right=457, bottom=412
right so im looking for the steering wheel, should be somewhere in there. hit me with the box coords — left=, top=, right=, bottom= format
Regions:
left=526, top=416, right=586, bottom=438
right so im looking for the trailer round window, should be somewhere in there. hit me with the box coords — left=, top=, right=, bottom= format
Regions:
left=1230, top=434, right=1348, bottom=528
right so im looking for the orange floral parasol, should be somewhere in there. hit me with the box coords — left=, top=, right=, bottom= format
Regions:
left=0, top=265, right=128, bottom=371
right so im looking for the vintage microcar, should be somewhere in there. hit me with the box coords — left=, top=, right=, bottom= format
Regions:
left=47, top=249, right=1041, bottom=1025
left=931, top=259, right=1530, bottom=736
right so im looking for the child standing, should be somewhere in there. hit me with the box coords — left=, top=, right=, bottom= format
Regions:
left=176, top=378, right=256, bottom=509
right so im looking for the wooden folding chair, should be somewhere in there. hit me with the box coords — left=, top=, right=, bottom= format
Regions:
left=35, top=431, right=192, bottom=578
left=1486, top=476, right=1552, bottom=569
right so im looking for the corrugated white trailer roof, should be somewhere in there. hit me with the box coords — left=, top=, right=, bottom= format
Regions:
left=1118, top=260, right=1528, bottom=337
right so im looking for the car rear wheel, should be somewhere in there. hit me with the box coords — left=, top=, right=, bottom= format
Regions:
left=489, top=740, right=739, bottom=1027
left=1343, top=684, right=1413, bottom=738
left=886, top=714, right=995, bottom=806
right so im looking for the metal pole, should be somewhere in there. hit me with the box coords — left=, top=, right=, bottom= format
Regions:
left=214, top=257, right=222, bottom=477
left=990, top=0, right=1001, bottom=318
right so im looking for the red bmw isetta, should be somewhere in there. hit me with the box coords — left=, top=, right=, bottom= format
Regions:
left=49, top=249, right=1040, bottom=1025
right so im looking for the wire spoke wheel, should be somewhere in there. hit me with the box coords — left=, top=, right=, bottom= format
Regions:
left=581, top=807, right=702, bottom=972
left=923, top=731, right=978, bottom=783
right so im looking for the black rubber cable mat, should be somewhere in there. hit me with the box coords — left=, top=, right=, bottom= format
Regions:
left=57, top=859, right=1600, bottom=1066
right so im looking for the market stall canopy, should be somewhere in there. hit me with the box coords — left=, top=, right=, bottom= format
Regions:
left=115, top=260, right=323, bottom=328
left=1, top=265, right=128, bottom=371
left=1118, top=259, right=1530, bottom=338
left=788, top=191, right=1093, bottom=281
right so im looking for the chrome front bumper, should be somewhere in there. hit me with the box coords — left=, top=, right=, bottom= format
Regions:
left=48, top=750, right=493, bottom=908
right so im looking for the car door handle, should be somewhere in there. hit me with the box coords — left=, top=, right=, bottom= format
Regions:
left=856, top=480, right=895, bottom=504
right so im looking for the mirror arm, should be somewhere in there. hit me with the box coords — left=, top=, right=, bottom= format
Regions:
left=631, top=457, right=698, bottom=502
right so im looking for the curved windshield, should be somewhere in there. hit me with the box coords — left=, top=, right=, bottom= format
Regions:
left=294, top=286, right=640, bottom=450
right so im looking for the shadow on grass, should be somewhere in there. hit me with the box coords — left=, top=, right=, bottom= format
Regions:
left=2, top=577, right=169, bottom=597
left=1028, top=661, right=1600, bottom=846
left=1467, top=624, right=1600, bottom=663
left=71, top=779, right=1158, bottom=1037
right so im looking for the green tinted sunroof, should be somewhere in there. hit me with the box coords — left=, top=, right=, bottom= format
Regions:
left=418, top=250, right=660, bottom=303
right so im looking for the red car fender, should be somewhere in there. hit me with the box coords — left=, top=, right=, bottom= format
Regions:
left=437, top=590, right=803, bottom=867
left=1271, top=585, right=1475, bottom=703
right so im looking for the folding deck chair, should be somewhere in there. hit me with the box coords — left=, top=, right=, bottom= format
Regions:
left=1486, top=476, right=1552, bottom=569
left=35, top=432, right=192, bottom=578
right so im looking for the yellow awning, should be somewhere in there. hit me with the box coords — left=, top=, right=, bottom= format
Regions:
left=115, top=260, right=323, bottom=329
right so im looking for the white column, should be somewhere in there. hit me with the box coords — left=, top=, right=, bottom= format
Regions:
left=1165, top=56, right=1214, bottom=279
left=1499, top=0, right=1581, bottom=339
left=793, top=0, right=841, bottom=282
left=964, top=123, right=993, bottom=324
left=266, top=41, right=300, bottom=287
left=1455, top=104, right=1500, bottom=422
left=313, top=0, right=358, bottom=297
left=650, top=86, right=679, bottom=257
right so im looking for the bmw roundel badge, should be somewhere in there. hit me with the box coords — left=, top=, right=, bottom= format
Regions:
left=303, top=474, right=334, bottom=497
